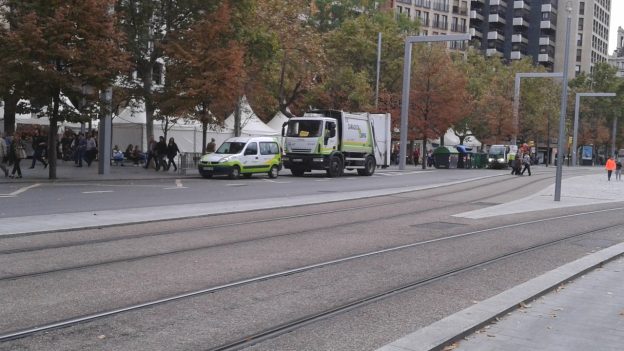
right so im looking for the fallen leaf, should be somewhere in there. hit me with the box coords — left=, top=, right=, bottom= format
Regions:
left=487, top=334, right=496, bottom=338
left=97, top=335, right=106, bottom=340
left=443, top=343, right=458, bottom=351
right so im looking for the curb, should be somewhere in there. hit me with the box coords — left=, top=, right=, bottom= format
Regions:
left=375, top=241, right=624, bottom=351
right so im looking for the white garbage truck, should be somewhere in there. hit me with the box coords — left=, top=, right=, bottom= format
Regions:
left=281, top=110, right=391, bottom=177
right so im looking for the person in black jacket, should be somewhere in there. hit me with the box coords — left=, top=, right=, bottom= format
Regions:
left=154, top=136, right=168, bottom=171
left=29, top=129, right=48, bottom=169
left=165, top=137, right=181, bottom=172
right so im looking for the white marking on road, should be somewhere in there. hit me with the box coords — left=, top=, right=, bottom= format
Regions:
left=315, top=179, right=331, bottom=182
left=163, top=187, right=188, bottom=190
left=263, top=179, right=291, bottom=184
left=82, top=190, right=114, bottom=194
left=175, top=179, right=184, bottom=188
left=8, top=183, right=41, bottom=196
left=0, top=195, right=16, bottom=198
left=226, top=184, right=247, bottom=187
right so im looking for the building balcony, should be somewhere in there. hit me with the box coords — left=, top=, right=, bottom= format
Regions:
left=414, top=0, right=432, bottom=8
left=513, top=17, right=528, bottom=27
left=489, top=14, right=506, bottom=24
left=486, top=48, right=500, bottom=56
left=487, top=31, right=504, bottom=41
left=470, top=27, right=483, bottom=39
left=490, top=0, right=506, bottom=6
left=470, top=9, right=484, bottom=21
left=538, top=53, right=554, bottom=63
left=513, top=0, right=530, bottom=10
left=539, top=36, right=555, bottom=46
left=510, top=51, right=522, bottom=60
left=540, top=20, right=555, bottom=30
left=433, top=21, right=448, bottom=30
left=511, top=34, right=528, bottom=44
left=541, top=4, right=556, bottom=14
left=452, top=6, right=469, bottom=15
left=451, top=23, right=468, bottom=33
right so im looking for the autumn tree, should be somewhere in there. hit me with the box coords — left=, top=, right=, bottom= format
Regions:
left=162, top=2, right=245, bottom=153
left=0, top=0, right=127, bottom=179
left=402, top=44, right=467, bottom=167
left=115, top=0, right=216, bottom=142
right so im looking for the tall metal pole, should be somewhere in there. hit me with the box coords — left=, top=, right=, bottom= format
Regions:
left=572, top=94, right=581, bottom=166
left=98, top=87, right=112, bottom=175
left=511, top=75, right=521, bottom=146
left=399, top=40, right=412, bottom=170
left=554, top=12, right=571, bottom=202
left=375, top=32, right=382, bottom=109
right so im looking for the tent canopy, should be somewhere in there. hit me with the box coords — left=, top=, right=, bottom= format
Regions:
left=267, top=110, right=290, bottom=133
left=224, top=96, right=279, bottom=136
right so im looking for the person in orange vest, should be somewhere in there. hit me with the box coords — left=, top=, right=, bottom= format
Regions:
left=605, top=156, right=616, bottom=181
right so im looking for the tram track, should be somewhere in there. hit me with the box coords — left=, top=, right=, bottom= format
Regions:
left=0, top=175, right=554, bottom=282
left=1, top=206, right=622, bottom=343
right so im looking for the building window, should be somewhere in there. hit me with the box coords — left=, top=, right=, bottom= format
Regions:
left=579, top=2, right=584, bottom=15
left=576, top=49, right=582, bottom=62
left=577, top=33, right=583, bottom=46
left=578, top=18, right=584, bottom=30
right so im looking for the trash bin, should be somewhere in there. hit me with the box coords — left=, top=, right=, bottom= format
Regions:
left=473, top=152, right=488, bottom=168
left=455, top=145, right=474, bottom=169
left=433, top=146, right=459, bottom=169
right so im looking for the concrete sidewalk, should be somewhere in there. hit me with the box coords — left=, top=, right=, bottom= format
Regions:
left=376, top=244, right=624, bottom=351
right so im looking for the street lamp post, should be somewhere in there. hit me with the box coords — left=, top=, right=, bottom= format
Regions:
left=572, top=93, right=617, bottom=166
left=399, top=33, right=471, bottom=170
left=98, top=87, right=113, bottom=175
left=554, top=2, right=573, bottom=202
left=511, top=72, right=563, bottom=146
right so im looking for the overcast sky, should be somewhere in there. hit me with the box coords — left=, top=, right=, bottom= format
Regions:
left=609, top=0, right=623, bottom=54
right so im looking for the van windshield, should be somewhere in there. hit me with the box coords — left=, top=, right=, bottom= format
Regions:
left=216, top=142, right=246, bottom=154
left=488, top=146, right=505, bottom=156
left=287, top=120, right=322, bottom=138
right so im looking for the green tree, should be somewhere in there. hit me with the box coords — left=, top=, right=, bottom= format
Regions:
left=1, top=0, right=127, bottom=179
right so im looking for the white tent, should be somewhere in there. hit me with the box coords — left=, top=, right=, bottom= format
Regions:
left=113, top=103, right=232, bottom=153
left=1, top=98, right=83, bottom=134
left=223, top=96, right=280, bottom=136
left=267, top=110, right=290, bottom=133
left=433, top=128, right=482, bottom=148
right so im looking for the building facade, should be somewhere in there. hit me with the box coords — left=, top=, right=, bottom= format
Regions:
left=607, top=26, right=624, bottom=77
left=391, top=0, right=472, bottom=49
left=556, top=0, right=612, bottom=77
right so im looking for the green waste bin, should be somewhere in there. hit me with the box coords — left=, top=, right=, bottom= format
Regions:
left=433, top=146, right=459, bottom=169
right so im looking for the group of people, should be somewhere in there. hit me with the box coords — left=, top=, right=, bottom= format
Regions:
left=0, top=132, right=29, bottom=178
left=604, top=156, right=622, bottom=181
left=143, top=136, right=181, bottom=171
left=510, top=152, right=532, bottom=176
left=59, top=130, right=99, bottom=167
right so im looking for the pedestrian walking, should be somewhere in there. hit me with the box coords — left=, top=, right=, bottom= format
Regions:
left=144, top=136, right=157, bottom=169
left=29, top=129, right=48, bottom=169
left=512, top=153, right=522, bottom=175
left=616, top=159, right=622, bottom=181
left=206, top=138, right=216, bottom=153
left=85, top=133, right=97, bottom=166
left=154, top=136, right=167, bottom=171
left=9, top=133, right=26, bottom=178
left=605, top=156, right=616, bottom=181
left=165, top=137, right=180, bottom=172
left=0, top=133, right=9, bottom=177
left=521, top=153, right=532, bottom=176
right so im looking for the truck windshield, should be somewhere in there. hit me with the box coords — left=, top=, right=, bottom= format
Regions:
left=286, top=120, right=322, bottom=138
left=488, top=146, right=505, bottom=156
left=216, top=142, right=246, bottom=154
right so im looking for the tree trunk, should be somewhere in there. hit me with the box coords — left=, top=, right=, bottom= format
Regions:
left=142, top=66, right=154, bottom=143
left=234, top=96, right=242, bottom=137
left=48, top=92, right=60, bottom=180
left=2, top=93, right=18, bottom=135
left=202, top=120, right=208, bottom=154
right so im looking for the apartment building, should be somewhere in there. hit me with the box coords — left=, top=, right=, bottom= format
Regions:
left=469, top=0, right=560, bottom=69
left=608, top=26, right=624, bottom=77
left=557, top=0, right=611, bottom=77
left=391, top=0, right=472, bottom=49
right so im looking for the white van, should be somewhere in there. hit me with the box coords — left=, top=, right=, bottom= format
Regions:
left=197, top=137, right=282, bottom=179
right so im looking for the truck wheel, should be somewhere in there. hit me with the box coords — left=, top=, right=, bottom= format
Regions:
left=291, top=168, right=305, bottom=177
left=268, top=165, right=279, bottom=178
left=229, top=166, right=240, bottom=179
left=357, top=156, right=376, bottom=176
left=326, top=156, right=343, bottom=177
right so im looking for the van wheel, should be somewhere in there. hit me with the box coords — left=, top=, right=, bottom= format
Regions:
left=291, top=168, right=305, bottom=177
left=229, top=166, right=240, bottom=179
left=326, top=156, right=343, bottom=177
left=243, top=173, right=253, bottom=179
left=268, top=165, right=279, bottom=179
left=357, top=155, right=376, bottom=176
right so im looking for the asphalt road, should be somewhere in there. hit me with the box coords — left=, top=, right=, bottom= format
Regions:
left=0, top=167, right=568, bottom=218
left=1, top=167, right=622, bottom=351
